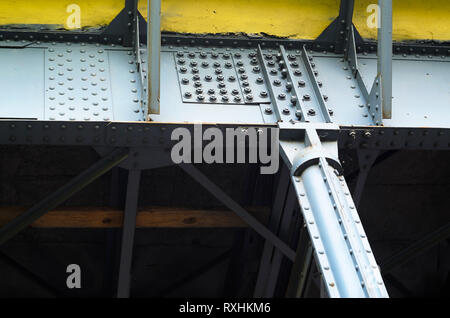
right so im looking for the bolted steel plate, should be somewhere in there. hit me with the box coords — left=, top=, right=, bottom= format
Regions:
left=174, top=50, right=270, bottom=105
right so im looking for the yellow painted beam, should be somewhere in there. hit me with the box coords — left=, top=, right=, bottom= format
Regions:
left=354, top=0, right=450, bottom=41
left=142, top=0, right=339, bottom=40
left=0, top=0, right=124, bottom=29
left=0, top=0, right=449, bottom=41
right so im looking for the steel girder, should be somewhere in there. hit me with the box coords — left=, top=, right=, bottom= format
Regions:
left=0, top=0, right=449, bottom=299
left=278, top=124, right=388, bottom=297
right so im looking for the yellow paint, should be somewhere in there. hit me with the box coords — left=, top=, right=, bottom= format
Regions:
left=0, top=0, right=124, bottom=29
left=140, top=0, right=339, bottom=40
left=354, top=0, right=450, bottom=41
left=0, top=0, right=449, bottom=41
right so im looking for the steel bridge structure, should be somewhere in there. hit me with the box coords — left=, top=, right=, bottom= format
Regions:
left=0, top=0, right=449, bottom=298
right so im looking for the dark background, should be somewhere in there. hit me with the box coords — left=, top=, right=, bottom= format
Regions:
left=0, top=145, right=449, bottom=297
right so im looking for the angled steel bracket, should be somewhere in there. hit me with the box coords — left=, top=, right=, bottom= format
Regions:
left=104, top=0, right=143, bottom=47
left=344, top=0, right=392, bottom=125
left=135, top=10, right=148, bottom=119
left=279, top=122, right=388, bottom=297
left=316, top=0, right=364, bottom=54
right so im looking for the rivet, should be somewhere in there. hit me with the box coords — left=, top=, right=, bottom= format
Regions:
left=264, top=108, right=273, bottom=115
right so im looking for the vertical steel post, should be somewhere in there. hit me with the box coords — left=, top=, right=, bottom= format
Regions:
left=148, top=0, right=161, bottom=115
left=378, top=0, right=392, bottom=119
left=117, top=169, right=142, bottom=298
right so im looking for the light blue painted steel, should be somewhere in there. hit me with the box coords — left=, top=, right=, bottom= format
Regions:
left=358, top=56, right=450, bottom=128
left=1, top=40, right=448, bottom=127
left=108, top=50, right=145, bottom=121
left=44, top=44, right=115, bottom=121
left=0, top=48, right=44, bottom=120
left=279, top=124, right=388, bottom=297
left=311, top=56, right=373, bottom=126
left=301, top=46, right=332, bottom=123
left=278, top=45, right=309, bottom=122
left=148, top=0, right=161, bottom=115
left=175, top=52, right=247, bottom=104
left=151, top=51, right=266, bottom=123
left=378, top=0, right=393, bottom=120
left=300, top=164, right=365, bottom=297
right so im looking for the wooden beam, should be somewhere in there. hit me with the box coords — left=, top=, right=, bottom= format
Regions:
left=0, top=207, right=269, bottom=228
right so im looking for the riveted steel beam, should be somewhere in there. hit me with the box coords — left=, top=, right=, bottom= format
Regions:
left=256, top=45, right=283, bottom=121
left=300, top=46, right=333, bottom=123
left=2, top=121, right=450, bottom=151
left=278, top=46, right=310, bottom=122
left=279, top=123, right=388, bottom=298
left=135, top=9, right=147, bottom=119
left=344, top=25, right=379, bottom=126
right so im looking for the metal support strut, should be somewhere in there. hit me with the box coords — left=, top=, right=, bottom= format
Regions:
left=180, top=163, right=296, bottom=261
left=279, top=123, right=388, bottom=297
left=147, top=0, right=161, bottom=115
left=378, top=0, right=393, bottom=119
left=366, top=0, right=393, bottom=124
left=117, top=169, right=142, bottom=298
left=342, top=0, right=392, bottom=125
